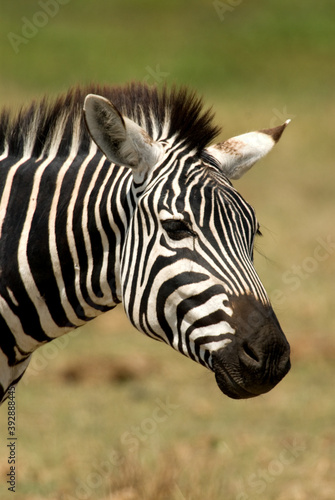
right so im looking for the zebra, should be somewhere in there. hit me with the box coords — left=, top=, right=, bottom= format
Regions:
left=0, top=83, right=290, bottom=403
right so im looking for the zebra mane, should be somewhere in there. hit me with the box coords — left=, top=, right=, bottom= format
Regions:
left=0, top=83, right=221, bottom=159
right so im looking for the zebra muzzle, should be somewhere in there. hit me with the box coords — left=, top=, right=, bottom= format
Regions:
left=211, top=300, right=291, bottom=399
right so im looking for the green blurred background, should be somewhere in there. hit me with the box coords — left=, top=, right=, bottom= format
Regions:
left=0, top=1, right=334, bottom=499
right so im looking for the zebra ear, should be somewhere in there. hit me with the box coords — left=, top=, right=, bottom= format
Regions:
left=204, top=120, right=290, bottom=180
left=83, top=94, right=163, bottom=175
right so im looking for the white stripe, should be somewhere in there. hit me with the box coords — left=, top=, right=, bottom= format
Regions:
left=205, top=339, right=233, bottom=367
left=106, top=171, right=133, bottom=303
left=172, top=292, right=234, bottom=357
left=93, top=163, right=115, bottom=301
left=17, top=114, right=71, bottom=338
left=81, top=156, right=108, bottom=305
left=0, top=296, right=36, bottom=353
left=0, top=108, right=45, bottom=238
left=0, top=157, right=29, bottom=239
left=6, top=287, right=19, bottom=307
left=0, top=142, right=8, bottom=162
left=65, top=140, right=100, bottom=317
left=0, top=349, right=31, bottom=398
left=48, top=115, right=87, bottom=326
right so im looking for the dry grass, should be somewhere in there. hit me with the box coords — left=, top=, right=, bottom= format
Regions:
left=0, top=307, right=334, bottom=500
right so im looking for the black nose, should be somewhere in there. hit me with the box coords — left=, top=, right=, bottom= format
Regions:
left=212, top=326, right=290, bottom=399
left=212, top=296, right=291, bottom=399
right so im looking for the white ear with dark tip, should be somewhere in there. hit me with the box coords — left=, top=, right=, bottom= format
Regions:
left=204, top=120, right=290, bottom=179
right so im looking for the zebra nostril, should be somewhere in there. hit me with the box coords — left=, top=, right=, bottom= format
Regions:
left=241, top=341, right=260, bottom=365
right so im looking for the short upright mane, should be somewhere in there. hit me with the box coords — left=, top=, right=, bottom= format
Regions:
left=0, top=83, right=220, bottom=159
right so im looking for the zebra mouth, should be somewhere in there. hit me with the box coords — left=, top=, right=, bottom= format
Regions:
left=211, top=333, right=290, bottom=400
left=213, top=368, right=260, bottom=400
left=212, top=348, right=266, bottom=399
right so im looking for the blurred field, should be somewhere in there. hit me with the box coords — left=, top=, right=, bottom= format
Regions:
left=0, top=0, right=335, bottom=499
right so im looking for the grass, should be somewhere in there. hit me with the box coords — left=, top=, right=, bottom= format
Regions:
left=1, top=309, right=334, bottom=499
left=1, top=0, right=335, bottom=102
left=0, top=0, right=335, bottom=498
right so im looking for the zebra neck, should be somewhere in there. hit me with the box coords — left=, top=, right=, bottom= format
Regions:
left=0, top=149, right=135, bottom=360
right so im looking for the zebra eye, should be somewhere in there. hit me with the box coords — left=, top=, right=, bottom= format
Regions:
left=161, top=219, right=196, bottom=241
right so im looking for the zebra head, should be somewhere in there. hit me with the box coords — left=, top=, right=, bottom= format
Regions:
left=84, top=90, right=291, bottom=399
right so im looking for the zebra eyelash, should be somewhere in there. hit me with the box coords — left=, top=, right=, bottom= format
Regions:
left=161, top=219, right=196, bottom=240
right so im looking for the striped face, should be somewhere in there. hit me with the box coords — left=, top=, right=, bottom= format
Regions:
left=84, top=92, right=291, bottom=399
left=120, top=158, right=265, bottom=367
